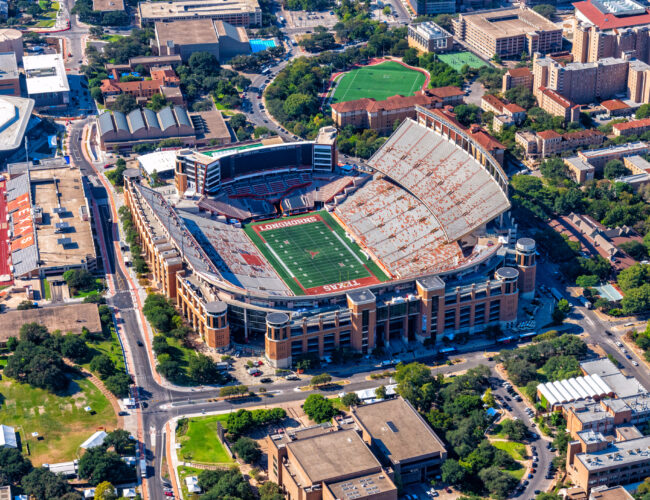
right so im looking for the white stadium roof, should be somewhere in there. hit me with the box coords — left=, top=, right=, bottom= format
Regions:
left=137, top=149, right=179, bottom=176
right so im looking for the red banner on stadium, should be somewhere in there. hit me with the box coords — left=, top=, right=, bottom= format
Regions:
left=300, top=275, right=380, bottom=295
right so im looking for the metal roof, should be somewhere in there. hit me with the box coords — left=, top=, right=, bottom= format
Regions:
left=143, top=108, right=160, bottom=129
left=174, top=105, right=191, bottom=128
left=113, top=111, right=129, bottom=133
left=97, top=112, right=114, bottom=135
left=127, top=109, right=145, bottom=133
left=158, top=106, right=176, bottom=130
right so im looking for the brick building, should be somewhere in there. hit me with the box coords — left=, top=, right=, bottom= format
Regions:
left=452, top=7, right=562, bottom=60
left=502, top=67, right=534, bottom=92
left=515, top=129, right=604, bottom=159
left=100, top=66, right=183, bottom=106
left=536, top=87, right=581, bottom=123
left=613, top=118, right=650, bottom=136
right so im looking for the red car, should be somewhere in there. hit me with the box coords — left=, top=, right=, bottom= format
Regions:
left=104, top=164, right=112, bottom=169
left=252, top=371, right=262, bottom=377
left=163, top=492, right=174, bottom=497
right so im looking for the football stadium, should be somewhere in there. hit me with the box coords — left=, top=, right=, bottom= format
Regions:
left=124, top=110, right=538, bottom=368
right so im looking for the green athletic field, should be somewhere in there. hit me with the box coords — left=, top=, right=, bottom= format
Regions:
left=244, top=211, right=389, bottom=295
left=437, top=51, right=488, bottom=72
left=331, top=61, right=426, bottom=104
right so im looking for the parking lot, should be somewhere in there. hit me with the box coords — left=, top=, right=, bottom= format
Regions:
left=282, top=10, right=339, bottom=29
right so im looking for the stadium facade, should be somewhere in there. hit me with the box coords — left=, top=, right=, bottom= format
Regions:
left=124, top=112, right=537, bottom=368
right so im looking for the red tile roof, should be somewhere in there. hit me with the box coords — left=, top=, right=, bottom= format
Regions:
left=504, top=103, right=526, bottom=114
left=100, top=79, right=163, bottom=95
left=562, top=129, right=604, bottom=140
left=482, top=94, right=505, bottom=112
left=331, top=92, right=437, bottom=114
left=429, top=86, right=464, bottom=98
left=506, top=67, right=533, bottom=78
left=613, top=118, right=650, bottom=132
left=538, top=130, right=561, bottom=140
left=601, top=99, right=630, bottom=111
left=431, top=107, right=505, bottom=151
left=539, top=86, right=576, bottom=109
left=573, top=0, right=650, bottom=29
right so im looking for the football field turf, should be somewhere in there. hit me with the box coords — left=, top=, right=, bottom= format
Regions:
left=331, top=61, right=426, bottom=104
left=244, top=211, right=389, bottom=295
left=437, top=51, right=488, bottom=72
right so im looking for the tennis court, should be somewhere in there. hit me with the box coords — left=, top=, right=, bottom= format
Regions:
left=244, top=211, right=389, bottom=295
left=438, top=51, right=488, bottom=72
left=331, top=61, right=426, bottom=104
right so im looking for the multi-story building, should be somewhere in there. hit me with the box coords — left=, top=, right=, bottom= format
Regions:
left=0, top=96, right=35, bottom=159
left=407, top=0, right=456, bottom=16
left=576, top=141, right=648, bottom=169
left=122, top=117, right=536, bottom=367
left=0, top=29, right=23, bottom=63
left=502, top=67, right=534, bottom=92
left=100, top=66, right=183, bottom=106
left=331, top=90, right=443, bottom=133
left=0, top=52, right=20, bottom=97
left=515, top=129, right=604, bottom=159
left=613, top=117, right=650, bottom=136
left=481, top=94, right=526, bottom=122
left=154, top=19, right=251, bottom=62
left=452, top=7, right=562, bottom=59
left=533, top=55, right=629, bottom=104
left=138, top=0, right=262, bottom=27
left=267, top=396, right=446, bottom=498
left=23, top=54, right=70, bottom=108
left=408, top=22, right=454, bottom=53
left=601, top=99, right=632, bottom=118
left=536, top=86, right=581, bottom=123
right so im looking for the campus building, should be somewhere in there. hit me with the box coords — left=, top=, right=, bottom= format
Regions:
left=100, top=67, right=183, bottom=107
left=515, top=129, right=604, bottom=159
left=122, top=114, right=537, bottom=367
left=138, top=0, right=262, bottom=27
left=407, top=22, right=454, bottom=53
left=406, top=0, right=456, bottom=16
left=23, top=54, right=70, bottom=108
left=613, top=118, right=650, bottom=136
left=154, top=19, right=251, bottom=62
left=452, top=7, right=562, bottom=59
left=502, top=67, right=534, bottom=93
left=0, top=95, right=35, bottom=159
left=0, top=29, right=23, bottom=63
left=4, top=159, right=97, bottom=278
left=266, top=396, right=446, bottom=498
left=563, top=142, right=648, bottom=182
left=536, top=87, right=581, bottom=123
left=0, top=52, right=20, bottom=97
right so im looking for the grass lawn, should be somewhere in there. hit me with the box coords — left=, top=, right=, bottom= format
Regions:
left=83, top=328, right=126, bottom=373
left=177, top=415, right=234, bottom=464
left=102, top=34, right=124, bottom=43
left=0, top=373, right=117, bottom=465
left=243, top=210, right=389, bottom=295
left=492, top=440, right=527, bottom=461
left=177, top=465, right=205, bottom=499
left=438, top=51, right=488, bottom=72
left=34, top=19, right=55, bottom=27
left=72, top=278, right=105, bottom=298
left=332, top=61, right=426, bottom=104
left=42, top=278, right=51, bottom=301
left=505, top=467, right=526, bottom=480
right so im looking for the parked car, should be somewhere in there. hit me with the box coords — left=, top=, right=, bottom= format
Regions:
left=260, top=377, right=273, bottom=383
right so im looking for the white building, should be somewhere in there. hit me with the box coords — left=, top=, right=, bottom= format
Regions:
left=23, top=54, right=70, bottom=108
left=0, top=425, right=16, bottom=448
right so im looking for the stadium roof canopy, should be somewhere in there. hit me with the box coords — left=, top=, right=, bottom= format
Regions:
left=367, top=119, right=510, bottom=242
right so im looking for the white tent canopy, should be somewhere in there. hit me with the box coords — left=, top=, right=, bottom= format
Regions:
left=80, top=430, right=107, bottom=449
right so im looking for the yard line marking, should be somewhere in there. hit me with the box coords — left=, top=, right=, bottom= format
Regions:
left=331, top=230, right=366, bottom=267
left=265, top=242, right=294, bottom=277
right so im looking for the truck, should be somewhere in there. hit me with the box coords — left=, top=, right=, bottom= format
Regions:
left=140, top=459, right=147, bottom=478
left=550, top=288, right=563, bottom=302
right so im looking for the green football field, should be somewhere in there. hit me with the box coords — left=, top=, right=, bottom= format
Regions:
left=244, top=211, right=389, bottom=295
left=331, top=61, right=426, bottom=104
left=437, top=51, right=488, bottom=72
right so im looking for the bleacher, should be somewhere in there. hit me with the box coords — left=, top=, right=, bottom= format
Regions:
left=368, top=119, right=510, bottom=242
left=335, top=177, right=464, bottom=278
left=179, top=210, right=290, bottom=296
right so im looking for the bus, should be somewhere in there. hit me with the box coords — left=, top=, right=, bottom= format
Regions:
left=550, top=288, right=564, bottom=301
left=140, top=459, right=147, bottom=478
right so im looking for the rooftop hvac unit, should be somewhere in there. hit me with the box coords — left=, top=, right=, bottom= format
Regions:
left=57, top=237, right=72, bottom=245
left=53, top=207, right=66, bottom=214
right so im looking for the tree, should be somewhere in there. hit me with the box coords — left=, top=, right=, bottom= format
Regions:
left=375, top=385, right=387, bottom=400
left=89, top=26, right=104, bottom=37
left=232, top=436, right=261, bottom=463
left=0, top=447, right=33, bottom=484
left=342, top=392, right=361, bottom=407
left=189, top=51, right=219, bottom=74
left=188, top=353, right=221, bottom=384
left=604, top=159, right=628, bottom=180
left=441, top=458, right=466, bottom=484
left=402, top=48, right=418, bottom=66
left=104, top=429, right=135, bottom=455
left=109, top=93, right=137, bottom=114
left=104, top=372, right=132, bottom=398
left=146, top=92, right=168, bottom=112
left=543, top=355, right=580, bottom=381
left=17, top=300, right=35, bottom=310
left=500, top=418, right=528, bottom=441
left=478, top=466, right=517, bottom=499
left=230, top=113, right=248, bottom=130
left=63, top=269, right=96, bottom=292
left=198, top=468, right=254, bottom=500
left=618, top=264, right=650, bottom=292
left=78, top=446, right=135, bottom=486
left=552, top=298, right=571, bottom=324
left=540, top=157, right=568, bottom=182
left=94, top=481, right=118, bottom=500
left=637, top=103, right=650, bottom=119
left=504, top=357, right=538, bottom=385
left=532, top=3, right=555, bottom=18
left=454, top=104, right=481, bottom=127
left=90, top=354, right=117, bottom=379
left=622, top=283, right=650, bottom=314
left=220, top=385, right=249, bottom=398
left=19, top=322, right=50, bottom=344
left=259, top=481, right=284, bottom=500
left=505, top=85, right=535, bottom=109
left=5, top=341, right=68, bottom=392
left=302, top=394, right=337, bottom=423
left=394, top=362, right=439, bottom=411
left=61, top=333, right=90, bottom=362
left=21, top=468, right=70, bottom=499
left=310, top=373, right=332, bottom=386
left=620, top=240, right=648, bottom=261
left=576, top=275, right=599, bottom=288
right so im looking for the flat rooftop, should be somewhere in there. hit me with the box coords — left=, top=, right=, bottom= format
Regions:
left=325, top=471, right=397, bottom=499
left=0, top=52, right=18, bottom=81
left=139, top=0, right=261, bottom=21
left=0, top=303, right=101, bottom=342
left=286, top=429, right=381, bottom=485
left=0, top=96, right=35, bottom=152
left=23, top=54, right=70, bottom=95
left=351, top=397, right=446, bottom=464
left=29, top=166, right=95, bottom=270
left=577, top=434, right=650, bottom=470
left=155, top=19, right=218, bottom=45
left=412, top=21, right=451, bottom=39
left=92, top=0, right=124, bottom=11
left=459, top=7, right=560, bottom=37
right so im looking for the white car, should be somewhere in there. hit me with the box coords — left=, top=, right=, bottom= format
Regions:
left=633, top=361, right=639, bottom=366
